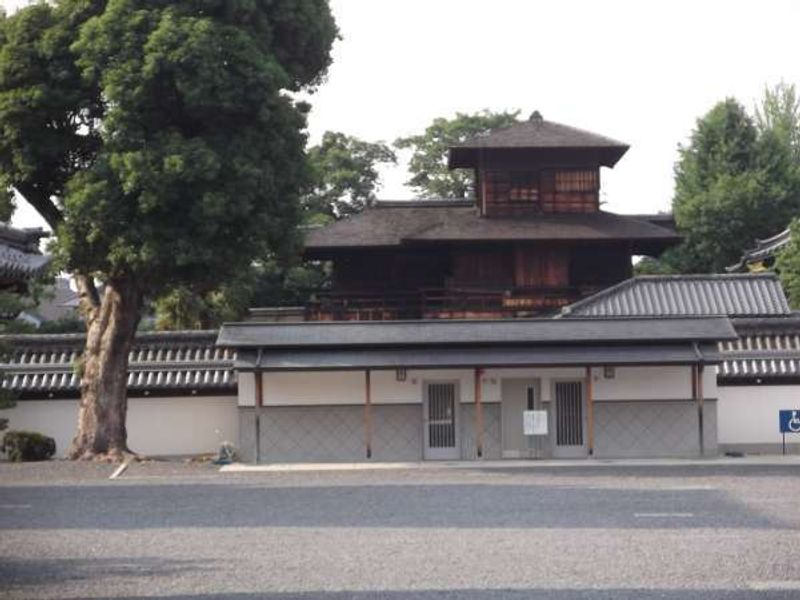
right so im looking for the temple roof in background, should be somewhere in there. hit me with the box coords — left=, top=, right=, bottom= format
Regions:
left=560, top=273, right=790, bottom=319
left=0, top=224, right=50, bottom=285
left=727, top=227, right=791, bottom=273
left=304, top=201, right=680, bottom=257
left=560, top=273, right=800, bottom=383
left=448, top=115, right=629, bottom=168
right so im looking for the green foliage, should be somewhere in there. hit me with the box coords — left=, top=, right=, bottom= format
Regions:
left=154, top=272, right=257, bottom=330
left=777, top=218, right=800, bottom=308
left=0, top=1, right=104, bottom=226
left=153, top=257, right=329, bottom=329
left=1, top=430, right=56, bottom=461
left=658, top=92, right=800, bottom=273
left=304, top=131, right=396, bottom=221
left=0, top=0, right=337, bottom=301
left=755, top=82, right=800, bottom=164
left=395, top=110, right=521, bottom=199
left=0, top=288, right=34, bottom=430
left=153, top=129, right=392, bottom=329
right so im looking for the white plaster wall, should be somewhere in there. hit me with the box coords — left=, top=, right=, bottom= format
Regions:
left=261, top=369, right=475, bottom=405
left=591, top=366, right=711, bottom=401
left=718, top=386, right=800, bottom=445
left=263, top=371, right=366, bottom=405
left=482, top=367, right=584, bottom=403
left=3, top=395, right=238, bottom=457
left=254, top=366, right=715, bottom=408
left=371, top=370, right=424, bottom=404
left=127, top=396, right=238, bottom=456
left=484, top=366, right=716, bottom=404
left=2, top=400, right=79, bottom=459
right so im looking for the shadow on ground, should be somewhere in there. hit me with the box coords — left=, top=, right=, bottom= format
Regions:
left=0, top=557, right=207, bottom=587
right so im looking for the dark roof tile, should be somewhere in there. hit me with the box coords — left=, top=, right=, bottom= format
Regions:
left=561, top=274, right=790, bottom=318
left=304, top=202, right=680, bottom=255
left=218, top=317, right=737, bottom=349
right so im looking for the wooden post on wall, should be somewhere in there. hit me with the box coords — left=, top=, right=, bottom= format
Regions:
left=585, top=366, right=594, bottom=456
left=696, top=363, right=705, bottom=456
left=364, top=369, right=372, bottom=459
left=254, top=366, right=263, bottom=464
left=474, top=368, right=484, bottom=458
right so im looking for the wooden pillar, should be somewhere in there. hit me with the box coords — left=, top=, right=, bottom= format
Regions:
left=585, top=366, right=594, bottom=456
left=696, top=363, right=705, bottom=456
left=364, top=369, right=372, bottom=459
left=254, top=368, right=263, bottom=464
left=474, top=368, right=484, bottom=458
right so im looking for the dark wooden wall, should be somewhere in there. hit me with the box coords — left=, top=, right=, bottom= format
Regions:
left=333, top=249, right=450, bottom=291
left=331, top=243, right=631, bottom=294
left=569, top=245, right=632, bottom=287
left=513, top=245, right=569, bottom=288
left=480, top=168, right=599, bottom=216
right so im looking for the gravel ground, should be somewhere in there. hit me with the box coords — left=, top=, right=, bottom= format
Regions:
left=1, top=461, right=800, bottom=599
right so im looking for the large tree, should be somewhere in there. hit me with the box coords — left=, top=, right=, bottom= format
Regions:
left=655, top=90, right=800, bottom=273
left=395, top=110, right=521, bottom=199
left=777, top=218, right=800, bottom=307
left=154, top=131, right=395, bottom=329
left=0, top=0, right=336, bottom=460
left=303, top=131, right=396, bottom=222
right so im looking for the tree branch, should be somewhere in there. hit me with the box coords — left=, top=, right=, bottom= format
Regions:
left=74, top=273, right=102, bottom=323
left=13, top=184, right=63, bottom=230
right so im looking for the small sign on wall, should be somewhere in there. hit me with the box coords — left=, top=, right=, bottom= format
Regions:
left=523, top=410, right=548, bottom=435
left=779, top=410, right=800, bottom=434
left=779, top=410, right=800, bottom=455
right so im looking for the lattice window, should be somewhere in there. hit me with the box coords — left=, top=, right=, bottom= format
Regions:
left=555, top=170, right=598, bottom=192
left=486, top=170, right=540, bottom=205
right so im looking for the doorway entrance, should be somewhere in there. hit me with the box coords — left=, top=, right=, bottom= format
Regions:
left=501, top=379, right=545, bottom=458
left=423, top=381, right=460, bottom=460
left=552, top=380, right=588, bottom=458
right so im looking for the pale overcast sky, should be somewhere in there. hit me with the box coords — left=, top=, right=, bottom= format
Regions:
left=3, top=0, right=800, bottom=229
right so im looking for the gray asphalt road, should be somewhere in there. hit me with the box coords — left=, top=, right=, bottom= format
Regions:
left=2, top=462, right=800, bottom=599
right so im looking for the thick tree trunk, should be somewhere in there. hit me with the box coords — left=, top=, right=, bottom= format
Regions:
left=68, top=276, right=142, bottom=461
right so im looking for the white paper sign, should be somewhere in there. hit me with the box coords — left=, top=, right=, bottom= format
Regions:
left=523, top=410, right=548, bottom=435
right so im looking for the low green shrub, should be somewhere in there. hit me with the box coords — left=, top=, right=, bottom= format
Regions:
left=2, top=430, right=56, bottom=462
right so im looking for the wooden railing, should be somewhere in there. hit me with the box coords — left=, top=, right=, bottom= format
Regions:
left=305, top=287, right=582, bottom=321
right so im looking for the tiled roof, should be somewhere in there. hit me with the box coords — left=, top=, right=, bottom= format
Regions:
left=304, top=202, right=680, bottom=256
left=219, top=317, right=737, bottom=349
left=0, top=224, right=50, bottom=283
left=719, top=316, right=800, bottom=382
left=1, top=331, right=235, bottom=397
left=561, top=274, right=790, bottom=318
left=454, top=116, right=628, bottom=150
left=727, top=227, right=791, bottom=272
left=448, top=115, right=629, bottom=168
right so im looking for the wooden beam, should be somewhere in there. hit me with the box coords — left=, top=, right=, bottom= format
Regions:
left=254, top=368, right=263, bottom=464
left=474, top=368, right=484, bottom=458
left=585, top=366, right=594, bottom=456
left=365, top=369, right=372, bottom=459
left=696, top=363, right=705, bottom=456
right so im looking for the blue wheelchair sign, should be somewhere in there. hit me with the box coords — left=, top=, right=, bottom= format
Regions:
left=780, top=410, right=800, bottom=434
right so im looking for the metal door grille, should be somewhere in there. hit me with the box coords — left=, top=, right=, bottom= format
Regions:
left=555, top=381, right=583, bottom=446
left=427, top=383, right=456, bottom=448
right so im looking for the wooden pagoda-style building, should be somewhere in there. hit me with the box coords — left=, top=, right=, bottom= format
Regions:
left=303, top=114, right=680, bottom=320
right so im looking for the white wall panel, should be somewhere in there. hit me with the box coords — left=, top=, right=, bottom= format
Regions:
left=127, top=396, right=238, bottom=456
left=2, top=400, right=79, bottom=458
left=263, top=371, right=366, bottom=405
left=718, top=386, right=800, bottom=444
left=3, top=395, right=238, bottom=457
